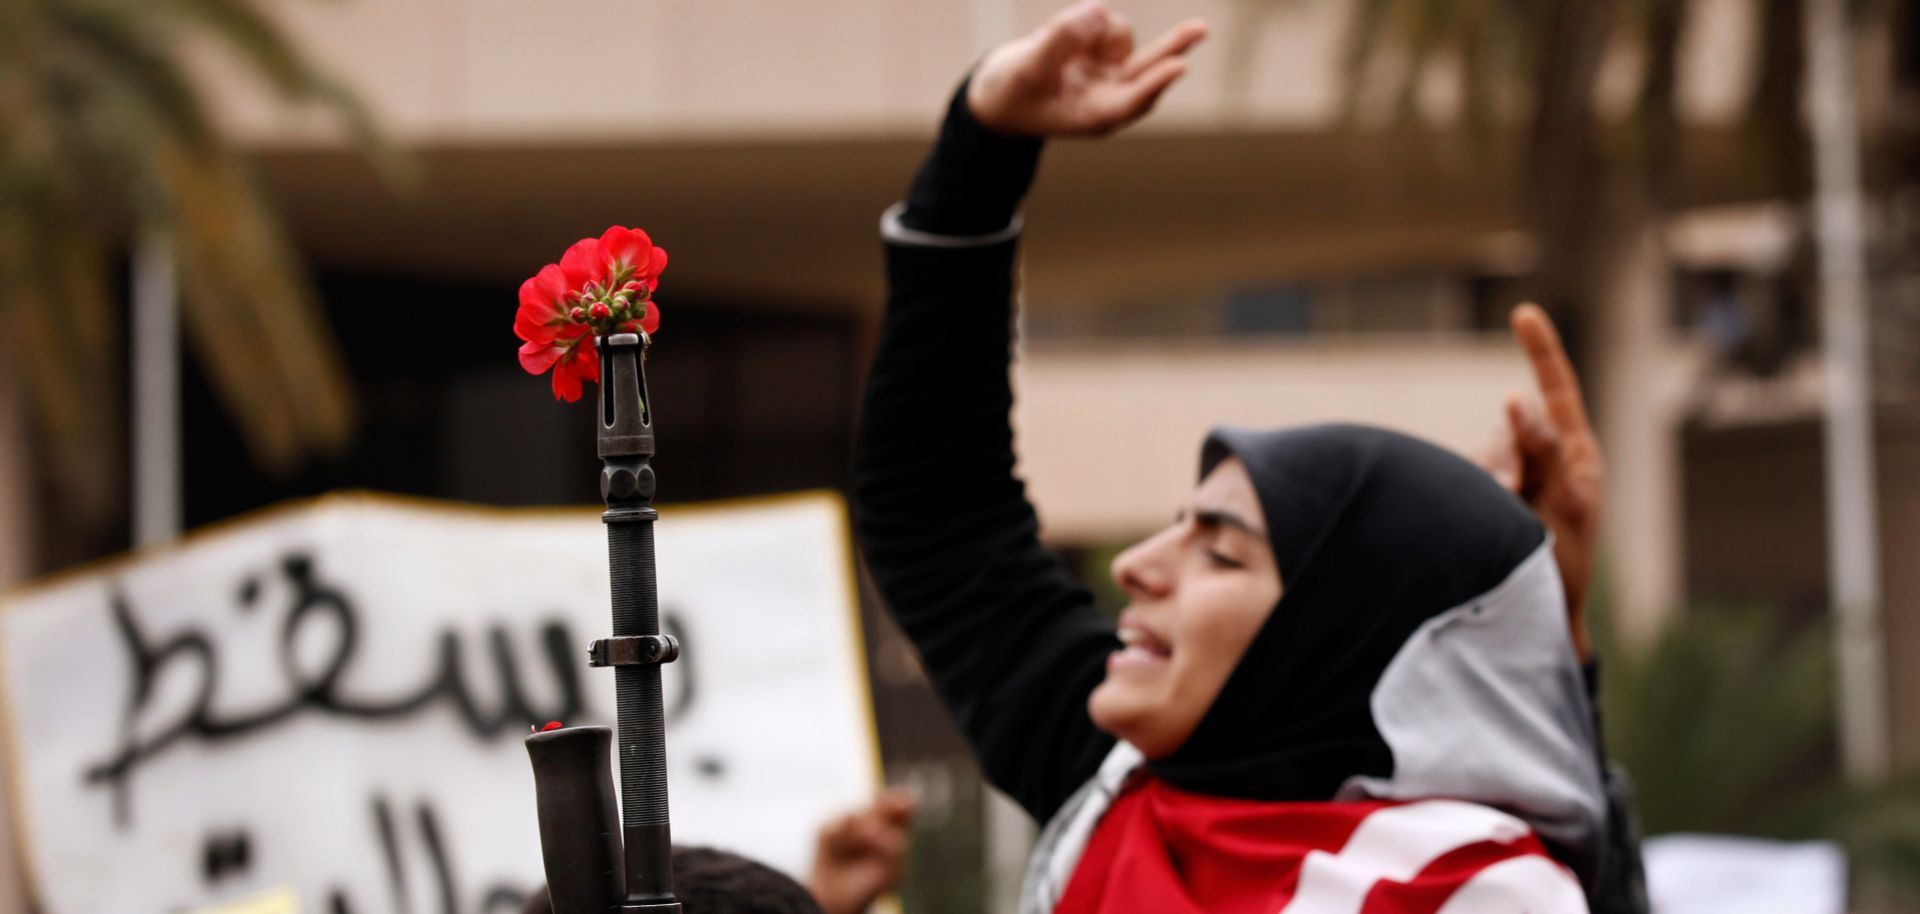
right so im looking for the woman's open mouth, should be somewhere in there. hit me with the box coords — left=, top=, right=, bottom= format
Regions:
left=1111, top=616, right=1173, bottom=672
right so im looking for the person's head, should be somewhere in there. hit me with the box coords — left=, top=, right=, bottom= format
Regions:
left=670, top=846, right=824, bottom=914
left=521, top=845, right=824, bottom=914
left=1083, top=423, right=1607, bottom=878
left=1087, top=455, right=1281, bottom=757
left=1085, top=425, right=1562, bottom=770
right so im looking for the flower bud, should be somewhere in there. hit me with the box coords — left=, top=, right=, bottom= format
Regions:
left=612, top=293, right=631, bottom=309
left=619, top=320, right=641, bottom=333
left=589, top=301, right=612, bottom=320
left=621, top=281, right=644, bottom=295
left=569, top=306, right=587, bottom=322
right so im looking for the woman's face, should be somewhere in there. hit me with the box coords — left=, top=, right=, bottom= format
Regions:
left=1088, top=457, right=1283, bottom=758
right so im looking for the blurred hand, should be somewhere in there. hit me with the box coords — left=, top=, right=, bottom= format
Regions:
left=967, top=1, right=1208, bottom=138
left=808, top=788, right=917, bottom=914
left=1479, top=304, right=1605, bottom=663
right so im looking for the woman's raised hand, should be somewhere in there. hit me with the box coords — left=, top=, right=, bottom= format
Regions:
left=967, top=1, right=1208, bottom=138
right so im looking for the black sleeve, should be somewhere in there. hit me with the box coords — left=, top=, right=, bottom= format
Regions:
left=853, top=85, right=1118, bottom=824
left=897, top=79, right=1044, bottom=236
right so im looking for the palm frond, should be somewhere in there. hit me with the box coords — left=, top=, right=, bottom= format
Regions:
left=46, top=0, right=220, bottom=158
left=1628, top=0, right=1687, bottom=205
left=154, top=135, right=354, bottom=465
left=0, top=182, right=121, bottom=520
left=1596, top=600, right=1920, bottom=895
left=1604, top=604, right=1835, bottom=836
left=165, top=0, right=410, bottom=180
left=0, top=0, right=395, bottom=527
left=1338, top=0, right=1400, bottom=121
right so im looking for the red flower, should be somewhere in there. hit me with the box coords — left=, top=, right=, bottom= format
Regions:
left=514, top=264, right=574, bottom=346
left=560, top=227, right=669, bottom=293
left=516, top=226, right=667, bottom=401
left=597, top=226, right=669, bottom=288
left=559, top=335, right=601, bottom=401
left=558, top=237, right=607, bottom=290
left=518, top=333, right=599, bottom=402
left=514, top=262, right=600, bottom=401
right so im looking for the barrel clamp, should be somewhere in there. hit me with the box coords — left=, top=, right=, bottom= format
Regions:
left=588, top=635, right=681, bottom=667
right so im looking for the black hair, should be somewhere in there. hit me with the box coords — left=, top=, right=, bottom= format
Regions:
left=521, top=845, right=824, bottom=914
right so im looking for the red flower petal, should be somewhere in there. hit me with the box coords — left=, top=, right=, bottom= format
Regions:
left=575, top=334, right=601, bottom=383
left=519, top=338, right=563, bottom=375
left=645, top=246, right=668, bottom=280
left=515, top=265, right=569, bottom=343
left=551, top=357, right=585, bottom=401
left=639, top=300, right=660, bottom=334
left=514, top=311, right=550, bottom=345
left=521, top=263, right=566, bottom=309
left=559, top=237, right=607, bottom=290
left=599, top=226, right=653, bottom=274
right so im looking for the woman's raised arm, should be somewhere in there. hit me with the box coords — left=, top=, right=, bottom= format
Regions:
left=853, top=4, right=1204, bottom=821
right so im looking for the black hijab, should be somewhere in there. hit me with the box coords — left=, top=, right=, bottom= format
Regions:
left=1146, top=423, right=1553, bottom=801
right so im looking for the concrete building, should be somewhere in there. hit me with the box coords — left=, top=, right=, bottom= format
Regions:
left=176, top=0, right=1832, bottom=630
left=1, top=0, right=1916, bottom=910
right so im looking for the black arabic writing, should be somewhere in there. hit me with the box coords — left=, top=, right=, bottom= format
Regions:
left=87, top=553, right=588, bottom=826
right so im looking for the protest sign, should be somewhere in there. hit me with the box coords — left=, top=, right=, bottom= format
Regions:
left=0, top=491, right=876, bottom=914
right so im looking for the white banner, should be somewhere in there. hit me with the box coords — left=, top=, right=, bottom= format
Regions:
left=0, top=491, right=878, bottom=914
left=1644, top=835, right=1847, bottom=914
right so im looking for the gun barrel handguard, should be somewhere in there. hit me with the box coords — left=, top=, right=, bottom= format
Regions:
left=528, top=332, right=682, bottom=914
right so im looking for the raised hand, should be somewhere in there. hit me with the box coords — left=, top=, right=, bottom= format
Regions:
left=1482, top=304, right=1605, bottom=663
left=807, top=788, right=917, bottom=914
left=968, top=1, right=1208, bottom=138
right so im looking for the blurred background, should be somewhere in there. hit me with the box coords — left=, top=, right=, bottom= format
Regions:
left=1, top=0, right=1917, bottom=910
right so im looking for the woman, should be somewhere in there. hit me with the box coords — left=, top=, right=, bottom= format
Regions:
left=853, top=3, right=1644, bottom=911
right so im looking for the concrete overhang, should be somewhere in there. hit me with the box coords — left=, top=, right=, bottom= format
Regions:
left=253, top=123, right=1781, bottom=312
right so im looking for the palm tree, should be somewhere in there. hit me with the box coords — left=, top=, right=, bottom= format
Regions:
left=0, top=0, right=394, bottom=527
left=1217, top=0, right=1838, bottom=349
left=1596, top=602, right=1920, bottom=900
left=1600, top=603, right=1835, bottom=839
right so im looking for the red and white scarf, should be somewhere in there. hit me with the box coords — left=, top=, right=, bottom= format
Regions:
left=1049, top=777, right=1585, bottom=914
left=1018, top=543, right=1603, bottom=914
